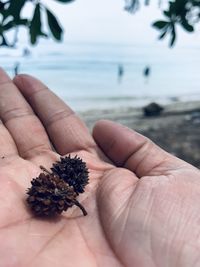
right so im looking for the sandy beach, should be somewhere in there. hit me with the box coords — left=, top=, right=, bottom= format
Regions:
left=79, top=100, right=200, bottom=168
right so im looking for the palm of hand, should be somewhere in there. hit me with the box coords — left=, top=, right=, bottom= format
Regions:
left=0, top=143, right=130, bottom=267
left=0, top=150, right=116, bottom=267
left=0, top=69, right=200, bottom=267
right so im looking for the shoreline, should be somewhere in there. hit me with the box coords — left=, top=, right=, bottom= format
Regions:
left=79, top=100, right=200, bottom=130
left=79, top=100, right=200, bottom=168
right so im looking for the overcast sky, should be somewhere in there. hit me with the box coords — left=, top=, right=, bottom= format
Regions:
left=32, top=0, right=199, bottom=47
left=46, top=0, right=161, bottom=43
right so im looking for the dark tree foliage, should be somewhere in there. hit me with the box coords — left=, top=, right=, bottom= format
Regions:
left=0, top=0, right=74, bottom=47
left=125, top=0, right=200, bottom=47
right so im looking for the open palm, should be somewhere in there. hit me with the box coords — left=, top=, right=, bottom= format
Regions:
left=0, top=68, right=200, bottom=267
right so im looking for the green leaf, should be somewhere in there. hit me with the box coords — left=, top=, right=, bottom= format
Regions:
left=159, top=30, right=168, bottom=40
left=170, top=24, right=176, bottom=47
left=0, top=7, right=10, bottom=20
left=30, top=3, right=41, bottom=44
left=2, top=19, right=28, bottom=32
left=16, top=19, right=28, bottom=26
left=0, top=2, right=5, bottom=11
left=163, top=10, right=171, bottom=18
left=169, top=0, right=187, bottom=16
left=30, top=3, right=47, bottom=44
left=152, top=20, right=169, bottom=29
left=2, top=20, right=14, bottom=31
left=7, top=0, right=26, bottom=19
left=0, top=34, right=8, bottom=46
left=181, top=19, right=194, bottom=32
left=46, top=8, right=63, bottom=40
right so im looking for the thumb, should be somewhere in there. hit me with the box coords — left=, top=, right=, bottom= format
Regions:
left=93, top=120, right=192, bottom=177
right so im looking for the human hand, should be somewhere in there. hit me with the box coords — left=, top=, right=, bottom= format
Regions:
left=0, top=68, right=199, bottom=267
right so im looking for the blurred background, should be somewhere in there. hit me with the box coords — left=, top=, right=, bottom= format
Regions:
left=1, top=0, right=200, bottom=112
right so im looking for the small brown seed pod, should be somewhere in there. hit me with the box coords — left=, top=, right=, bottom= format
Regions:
left=51, top=155, right=89, bottom=194
left=26, top=171, right=87, bottom=217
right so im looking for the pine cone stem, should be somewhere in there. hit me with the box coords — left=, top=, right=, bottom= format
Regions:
left=73, top=200, right=87, bottom=216
left=40, top=165, right=52, bottom=175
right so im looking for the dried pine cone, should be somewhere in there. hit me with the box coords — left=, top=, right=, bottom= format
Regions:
left=26, top=172, right=87, bottom=217
left=51, top=155, right=89, bottom=194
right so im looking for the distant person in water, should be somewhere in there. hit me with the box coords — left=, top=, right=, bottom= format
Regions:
left=14, top=62, right=20, bottom=76
left=143, top=65, right=151, bottom=83
left=143, top=66, right=151, bottom=78
left=118, top=64, right=124, bottom=83
left=23, top=48, right=31, bottom=57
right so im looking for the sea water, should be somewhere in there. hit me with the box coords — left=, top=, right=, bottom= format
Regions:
left=0, top=42, right=200, bottom=111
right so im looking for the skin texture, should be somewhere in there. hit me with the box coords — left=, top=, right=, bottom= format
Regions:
left=0, top=68, right=199, bottom=267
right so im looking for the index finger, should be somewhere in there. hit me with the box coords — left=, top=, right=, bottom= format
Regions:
left=13, top=74, right=97, bottom=155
